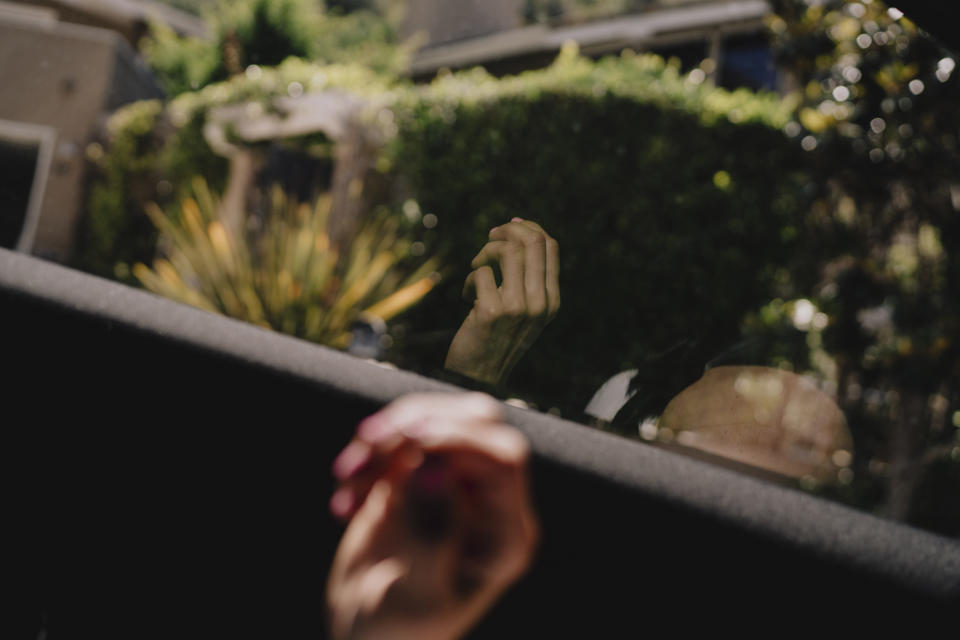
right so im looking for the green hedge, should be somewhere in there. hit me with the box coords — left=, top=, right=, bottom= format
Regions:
left=81, top=11, right=959, bottom=533
left=143, top=0, right=406, bottom=96
left=82, top=48, right=813, bottom=420
left=382, top=47, right=814, bottom=419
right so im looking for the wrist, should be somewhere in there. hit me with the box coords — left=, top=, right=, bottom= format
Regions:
left=440, top=363, right=502, bottom=393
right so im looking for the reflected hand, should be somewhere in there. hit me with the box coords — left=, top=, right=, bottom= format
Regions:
left=445, top=219, right=560, bottom=386
left=326, top=393, right=539, bottom=640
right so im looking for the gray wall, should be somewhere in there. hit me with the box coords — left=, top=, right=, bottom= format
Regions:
left=0, top=14, right=160, bottom=260
left=403, top=0, right=524, bottom=46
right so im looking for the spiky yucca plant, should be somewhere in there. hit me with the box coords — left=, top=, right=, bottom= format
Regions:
left=134, top=177, right=440, bottom=348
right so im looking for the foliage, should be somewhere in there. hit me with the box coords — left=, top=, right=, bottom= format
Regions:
left=381, top=45, right=812, bottom=417
left=82, top=0, right=959, bottom=533
left=142, top=0, right=407, bottom=96
left=79, top=100, right=173, bottom=281
left=134, top=178, right=440, bottom=346
left=766, top=0, right=960, bottom=529
left=86, top=44, right=806, bottom=419
left=77, top=58, right=397, bottom=280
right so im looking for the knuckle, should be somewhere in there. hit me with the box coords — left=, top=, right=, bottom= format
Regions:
left=502, top=301, right=525, bottom=318
left=475, top=301, right=501, bottom=321
left=523, top=233, right=546, bottom=248
left=527, top=300, right=546, bottom=317
left=513, top=434, right=532, bottom=463
left=504, top=242, right=523, bottom=257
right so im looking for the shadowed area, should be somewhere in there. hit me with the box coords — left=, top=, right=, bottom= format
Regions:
left=3, top=248, right=958, bottom=637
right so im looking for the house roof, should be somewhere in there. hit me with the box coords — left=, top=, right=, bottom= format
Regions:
left=410, top=0, right=769, bottom=75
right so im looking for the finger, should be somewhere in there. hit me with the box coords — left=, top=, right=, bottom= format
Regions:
left=343, top=412, right=527, bottom=509
left=332, top=393, right=508, bottom=519
left=462, top=265, right=499, bottom=307
left=522, top=233, right=546, bottom=317
left=490, top=218, right=560, bottom=316
left=332, top=439, right=424, bottom=521
left=509, top=217, right=551, bottom=241
left=333, top=439, right=374, bottom=481
left=544, top=232, right=559, bottom=315
left=470, top=241, right=523, bottom=310
left=332, top=393, right=503, bottom=507
left=381, top=392, right=503, bottom=429
left=497, top=222, right=547, bottom=317
left=401, top=416, right=530, bottom=468
left=488, top=220, right=541, bottom=245
left=509, top=219, right=559, bottom=316
left=329, top=475, right=403, bottom=575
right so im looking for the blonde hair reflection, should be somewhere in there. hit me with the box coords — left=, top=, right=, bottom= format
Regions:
left=659, top=366, right=853, bottom=482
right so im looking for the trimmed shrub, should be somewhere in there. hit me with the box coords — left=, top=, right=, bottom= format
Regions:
left=143, top=0, right=407, bottom=96
left=382, top=47, right=814, bottom=419
left=83, top=48, right=813, bottom=420
left=77, top=58, right=397, bottom=280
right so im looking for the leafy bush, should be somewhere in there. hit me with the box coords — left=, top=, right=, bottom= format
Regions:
left=84, top=3, right=958, bottom=532
left=85, top=46, right=811, bottom=418
left=80, top=100, right=174, bottom=281
left=767, top=0, right=960, bottom=529
left=78, top=58, right=396, bottom=279
left=143, top=0, right=407, bottom=96
left=382, top=46, right=813, bottom=417
left=134, top=177, right=439, bottom=346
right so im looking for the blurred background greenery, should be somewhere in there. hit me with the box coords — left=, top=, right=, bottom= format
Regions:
left=64, top=0, right=957, bottom=534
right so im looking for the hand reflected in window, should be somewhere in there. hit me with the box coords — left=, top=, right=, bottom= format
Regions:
left=326, top=393, right=539, bottom=640
left=444, top=218, right=560, bottom=386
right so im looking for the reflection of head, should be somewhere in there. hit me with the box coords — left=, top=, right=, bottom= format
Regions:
left=658, top=366, right=852, bottom=482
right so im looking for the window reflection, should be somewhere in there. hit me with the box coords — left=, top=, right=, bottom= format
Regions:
left=2, top=0, right=957, bottom=536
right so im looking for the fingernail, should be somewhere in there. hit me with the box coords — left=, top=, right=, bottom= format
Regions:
left=357, top=415, right=391, bottom=442
left=512, top=216, right=523, bottom=222
left=330, top=488, right=355, bottom=519
left=332, top=442, right=371, bottom=479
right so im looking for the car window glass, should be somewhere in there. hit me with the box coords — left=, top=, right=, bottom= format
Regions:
left=1, top=0, right=956, bottom=537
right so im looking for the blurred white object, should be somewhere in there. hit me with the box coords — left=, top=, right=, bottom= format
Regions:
left=584, top=369, right=638, bottom=422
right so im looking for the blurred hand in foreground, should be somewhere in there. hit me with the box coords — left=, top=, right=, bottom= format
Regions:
left=445, top=218, right=560, bottom=386
left=326, top=393, right=539, bottom=640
